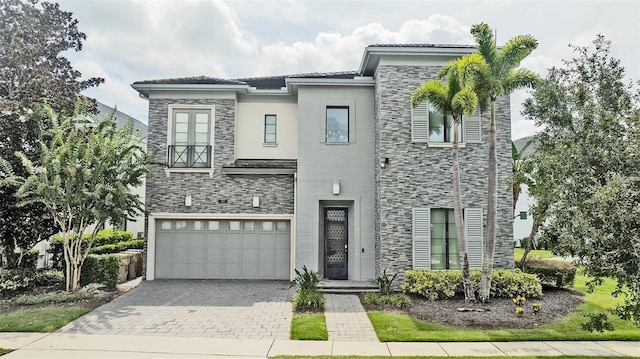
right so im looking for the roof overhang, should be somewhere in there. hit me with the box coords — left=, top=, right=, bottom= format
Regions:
left=359, top=46, right=476, bottom=76
left=131, top=83, right=251, bottom=99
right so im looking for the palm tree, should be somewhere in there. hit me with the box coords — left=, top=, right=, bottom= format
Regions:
left=462, top=23, right=539, bottom=302
left=411, top=58, right=479, bottom=303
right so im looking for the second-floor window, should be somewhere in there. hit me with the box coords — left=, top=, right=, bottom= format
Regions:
left=326, top=106, right=349, bottom=143
left=264, top=114, right=277, bottom=144
left=411, top=101, right=481, bottom=144
left=169, top=108, right=212, bottom=168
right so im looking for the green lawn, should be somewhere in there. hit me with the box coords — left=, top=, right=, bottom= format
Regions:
left=514, top=248, right=555, bottom=261
left=0, top=349, right=12, bottom=356
left=291, top=314, right=328, bottom=340
left=0, top=307, right=90, bottom=332
left=368, top=274, right=640, bottom=342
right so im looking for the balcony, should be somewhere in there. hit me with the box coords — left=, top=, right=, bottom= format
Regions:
left=168, top=145, right=212, bottom=168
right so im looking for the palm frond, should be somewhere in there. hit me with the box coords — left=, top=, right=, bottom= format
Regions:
left=411, top=80, right=449, bottom=113
left=451, top=86, right=478, bottom=118
left=470, top=22, right=498, bottom=72
left=503, top=68, right=540, bottom=94
left=498, top=34, right=539, bottom=78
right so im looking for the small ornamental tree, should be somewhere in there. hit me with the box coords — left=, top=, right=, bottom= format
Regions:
left=9, top=105, right=150, bottom=291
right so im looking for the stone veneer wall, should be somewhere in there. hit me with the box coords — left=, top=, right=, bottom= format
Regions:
left=143, top=98, right=294, bottom=275
left=374, top=65, right=514, bottom=276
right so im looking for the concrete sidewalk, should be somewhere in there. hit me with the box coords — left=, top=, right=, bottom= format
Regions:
left=1, top=333, right=639, bottom=357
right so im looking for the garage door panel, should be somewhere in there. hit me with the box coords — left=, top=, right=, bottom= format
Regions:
left=189, top=263, right=205, bottom=278
left=225, top=262, right=241, bottom=278
left=155, top=219, right=290, bottom=280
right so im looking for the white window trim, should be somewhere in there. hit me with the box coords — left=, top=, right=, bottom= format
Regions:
left=166, top=104, right=216, bottom=177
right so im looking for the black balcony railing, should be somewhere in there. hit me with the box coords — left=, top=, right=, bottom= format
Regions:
left=168, top=145, right=212, bottom=168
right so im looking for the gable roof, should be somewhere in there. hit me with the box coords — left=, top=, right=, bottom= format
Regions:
left=96, top=101, right=148, bottom=139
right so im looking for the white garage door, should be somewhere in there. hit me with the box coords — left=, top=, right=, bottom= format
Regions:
left=155, top=219, right=290, bottom=279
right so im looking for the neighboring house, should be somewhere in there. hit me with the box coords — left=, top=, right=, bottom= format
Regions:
left=131, top=44, right=513, bottom=281
left=34, top=101, right=148, bottom=268
left=513, top=135, right=536, bottom=246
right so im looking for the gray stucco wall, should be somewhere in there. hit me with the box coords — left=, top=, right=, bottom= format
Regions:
left=374, top=65, right=514, bottom=275
left=295, top=86, right=376, bottom=281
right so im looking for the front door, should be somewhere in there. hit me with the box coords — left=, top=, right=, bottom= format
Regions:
left=324, top=208, right=348, bottom=279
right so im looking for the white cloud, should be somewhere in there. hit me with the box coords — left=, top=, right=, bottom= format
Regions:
left=253, top=15, right=473, bottom=75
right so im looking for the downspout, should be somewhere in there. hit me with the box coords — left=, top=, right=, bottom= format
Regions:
left=291, top=171, right=297, bottom=281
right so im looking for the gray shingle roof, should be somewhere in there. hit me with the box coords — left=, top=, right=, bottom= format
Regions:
left=133, top=71, right=362, bottom=90
left=366, top=43, right=476, bottom=49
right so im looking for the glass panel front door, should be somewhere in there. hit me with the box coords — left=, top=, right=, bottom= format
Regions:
left=324, top=208, right=348, bottom=279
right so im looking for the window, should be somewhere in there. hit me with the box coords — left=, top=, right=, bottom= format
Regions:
left=168, top=107, right=212, bottom=168
left=428, top=105, right=462, bottom=143
left=412, top=207, right=483, bottom=270
left=411, top=102, right=481, bottom=144
left=326, top=106, right=349, bottom=143
left=430, top=209, right=460, bottom=270
left=264, top=115, right=277, bottom=144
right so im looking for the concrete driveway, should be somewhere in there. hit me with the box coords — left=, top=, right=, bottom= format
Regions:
left=58, top=280, right=294, bottom=340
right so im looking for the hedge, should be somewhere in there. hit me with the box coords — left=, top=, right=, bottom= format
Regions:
left=80, top=254, right=121, bottom=288
left=516, top=258, right=576, bottom=288
left=90, top=239, right=144, bottom=255
left=49, top=229, right=136, bottom=268
left=402, top=269, right=543, bottom=300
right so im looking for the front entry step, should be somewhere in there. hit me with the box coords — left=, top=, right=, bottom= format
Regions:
left=318, top=280, right=378, bottom=294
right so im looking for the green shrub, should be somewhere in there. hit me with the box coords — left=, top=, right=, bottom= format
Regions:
left=402, top=269, right=542, bottom=300
left=292, top=266, right=322, bottom=292
left=49, top=230, right=135, bottom=268
left=90, top=239, right=144, bottom=255
left=0, top=268, right=36, bottom=295
left=292, top=290, right=325, bottom=312
left=370, top=269, right=398, bottom=296
left=401, top=270, right=461, bottom=300
left=363, top=292, right=379, bottom=305
left=13, top=249, right=39, bottom=270
left=516, top=258, right=576, bottom=288
left=34, top=270, right=65, bottom=287
left=80, top=254, right=121, bottom=288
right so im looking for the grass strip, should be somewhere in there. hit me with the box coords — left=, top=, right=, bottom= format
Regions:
left=0, top=307, right=90, bottom=332
left=291, top=314, right=328, bottom=340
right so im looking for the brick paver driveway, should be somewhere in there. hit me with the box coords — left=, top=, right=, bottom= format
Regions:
left=59, top=280, right=294, bottom=339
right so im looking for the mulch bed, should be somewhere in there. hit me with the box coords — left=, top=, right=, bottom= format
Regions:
left=361, top=287, right=585, bottom=329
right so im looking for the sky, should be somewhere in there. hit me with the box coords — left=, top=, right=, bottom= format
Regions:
left=57, top=0, right=640, bottom=140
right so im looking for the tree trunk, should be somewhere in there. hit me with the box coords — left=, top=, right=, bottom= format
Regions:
left=480, top=98, right=497, bottom=302
left=519, top=219, right=540, bottom=267
left=452, top=118, right=476, bottom=302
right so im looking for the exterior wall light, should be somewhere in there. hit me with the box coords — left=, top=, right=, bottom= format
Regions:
left=252, top=195, right=260, bottom=208
left=185, top=193, right=192, bottom=207
left=332, top=180, right=340, bottom=195
left=381, top=157, right=390, bottom=168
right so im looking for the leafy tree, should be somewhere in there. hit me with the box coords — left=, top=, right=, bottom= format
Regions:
left=412, top=57, right=480, bottom=303
left=462, top=22, right=539, bottom=302
left=4, top=105, right=150, bottom=291
left=0, top=0, right=103, bottom=267
left=523, top=35, right=640, bottom=324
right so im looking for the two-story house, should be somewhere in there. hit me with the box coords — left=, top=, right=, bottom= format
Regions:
left=131, top=44, right=513, bottom=281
